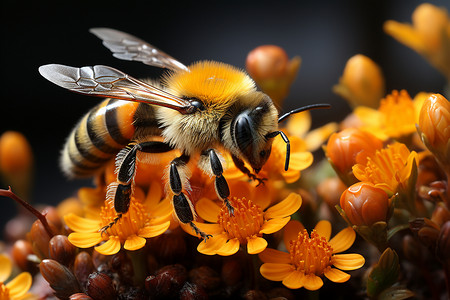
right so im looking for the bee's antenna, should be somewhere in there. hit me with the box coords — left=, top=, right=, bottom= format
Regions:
left=278, top=103, right=331, bottom=123
left=266, top=131, right=290, bottom=171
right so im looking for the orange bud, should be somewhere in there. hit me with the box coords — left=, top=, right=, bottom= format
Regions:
left=0, top=131, right=33, bottom=174
left=333, top=54, right=385, bottom=108
left=340, top=182, right=390, bottom=226
left=326, top=128, right=383, bottom=185
left=418, top=94, right=450, bottom=172
left=246, top=45, right=301, bottom=105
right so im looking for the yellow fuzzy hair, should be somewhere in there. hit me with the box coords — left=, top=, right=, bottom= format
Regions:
left=163, top=61, right=256, bottom=106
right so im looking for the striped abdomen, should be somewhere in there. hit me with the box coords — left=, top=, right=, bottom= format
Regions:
left=61, top=99, right=159, bottom=177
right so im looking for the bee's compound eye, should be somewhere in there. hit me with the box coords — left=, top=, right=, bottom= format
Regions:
left=190, top=100, right=205, bottom=111
left=234, top=116, right=252, bottom=153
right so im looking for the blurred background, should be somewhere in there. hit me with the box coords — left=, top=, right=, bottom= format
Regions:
left=1, top=0, right=449, bottom=238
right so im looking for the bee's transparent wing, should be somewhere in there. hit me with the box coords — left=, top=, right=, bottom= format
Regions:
left=39, top=64, right=194, bottom=114
left=89, top=28, right=189, bottom=72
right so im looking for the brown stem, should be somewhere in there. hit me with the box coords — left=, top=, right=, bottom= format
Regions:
left=0, top=187, right=54, bottom=237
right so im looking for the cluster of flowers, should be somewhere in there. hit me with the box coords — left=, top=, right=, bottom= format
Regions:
left=0, top=2, right=449, bottom=299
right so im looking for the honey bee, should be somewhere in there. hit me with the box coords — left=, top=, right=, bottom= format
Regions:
left=39, top=28, right=329, bottom=238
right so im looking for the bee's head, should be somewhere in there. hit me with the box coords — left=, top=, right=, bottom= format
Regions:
left=228, top=95, right=278, bottom=173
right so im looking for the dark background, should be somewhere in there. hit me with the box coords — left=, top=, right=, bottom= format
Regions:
left=1, top=0, right=449, bottom=238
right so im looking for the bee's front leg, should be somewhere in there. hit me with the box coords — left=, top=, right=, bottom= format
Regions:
left=101, top=141, right=173, bottom=234
left=200, top=149, right=234, bottom=215
left=231, top=154, right=267, bottom=186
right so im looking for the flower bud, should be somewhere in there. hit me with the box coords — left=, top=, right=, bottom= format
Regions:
left=86, top=272, right=116, bottom=300
left=221, top=258, right=243, bottom=287
left=145, top=264, right=187, bottom=298
left=49, top=235, right=77, bottom=266
left=180, top=282, right=209, bottom=300
left=246, top=45, right=301, bottom=105
left=189, top=265, right=221, bottom=292
left=333, top=54, right=385, bottom=108
left=74, top=251, right=95, bottom=290
left=325, top=128, right=383, bottom=186
left=432, top=203, right=450, bottom=227
left=436, top=221, right=450, bottom=263
left=40, top=259, right=81, bottom=299
left=340, top=182, right=390, bottom=226
left=317, top=177, right=347, bottom=209
left=410, top=218, right=440, bottom=249
left=418, top=94, right=450, bottom=170
left=11, top=239, right=38, bottom=273
left=70, top=293, right=94, bottom=300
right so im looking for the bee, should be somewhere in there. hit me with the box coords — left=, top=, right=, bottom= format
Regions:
left=39, top=28, right=329, bottom=239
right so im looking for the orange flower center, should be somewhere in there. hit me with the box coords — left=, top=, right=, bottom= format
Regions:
left=101, top=199, right=149, bottom=242
left=218, top=197, right=264, bottom=244
left=289, top=229, right=333, bottom=276
left=379, top=90, right=416, bottom=137
left=0, top=283, right=9, bottom=299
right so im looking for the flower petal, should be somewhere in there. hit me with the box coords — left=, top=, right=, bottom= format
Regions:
left=282, top=270, right=306, bottom=289
left=260, top=217, right=290, bottom=234
left=124, top=235, right=147, bottom=251
left=332, top=253, right=365, bottom=271
left=95, top=237, right=121, bottom=255
left=195, top=198, right=221, bottom=223
left=303, top=274, right=324, bottom=291
left=283, top=220, right=304, bottom=249
left=6, top=272, right=32, bottom=298
left=260, top=263, right=294, bottom=281
left=264, top=193, right=302, bottom=220
left=314, top=220, right=332, bottom=241
left=194, top=222, right=223, bottom=235
left=0, top=254, right=12, bottom=282
left=247, top=236, right=268, bottom=254
left=144, top=181, right=163, bottom=209
left=324, top=267, right=351, bottom=283
left=288, top=152, right=313, bottom=171
left=258, top=248, right=291, bottom=264
left=197, top=234, right=228, bottom=255
left=138, top=221, right=171, bottom=238
left=286, top=111, right=311, bottom=137
left=328, top=227, right=356, bottom=253
left=64, top=213, right=101, bottom=232
left=304, top=122, right=338, bottom=152
left=217, top=238, right=240, bottom=256
left=68, top=232, right=103, bottom=248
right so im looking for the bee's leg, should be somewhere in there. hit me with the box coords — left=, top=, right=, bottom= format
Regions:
left=231, top=154, right=267, bottom=186
left=202, top=149, right=234, bottom=215
left=101, top=141, right=173, bottom=234
left=169, top=155, right=212, bottom=240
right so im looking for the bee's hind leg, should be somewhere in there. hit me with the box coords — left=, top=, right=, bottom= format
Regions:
left=169, top=154, right=212, bottom=240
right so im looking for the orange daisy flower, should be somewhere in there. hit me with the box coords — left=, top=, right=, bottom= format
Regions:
left=0, top=254, right=35, bottom=300
left=259, top=220, right=365, bottom=290
left=64, top=181, right=172, bottom=255
left=187, top=193, right=302, bottom=256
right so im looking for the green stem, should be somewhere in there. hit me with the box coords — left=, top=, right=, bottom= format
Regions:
left=127, top=248, right=147, bottom=286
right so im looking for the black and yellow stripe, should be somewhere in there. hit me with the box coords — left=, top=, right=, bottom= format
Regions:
left=61, top=99, right=158, bottom=177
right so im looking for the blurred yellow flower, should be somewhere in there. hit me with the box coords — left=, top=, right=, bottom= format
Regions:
left=0, top=254, right=35, bottom=300
left=384, top=3, right=450, bottom=80
left=259, top=220, right=364, bottom=290
left=352, top=142, right=418, bottom=196
left=187, top=193, right=302, bottom=256
left=64, top=182, right=172, bottom=255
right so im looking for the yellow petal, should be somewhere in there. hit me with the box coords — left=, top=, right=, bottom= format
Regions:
left=283, top=220, right=304, bottom=249
left=303, top=274, right=324, bottom=291
left=332, top=253, right=365, bottom=271
left=247, top=236, right=268, bottom=254
left=217, top=238, right=240, bottom=256
left=68, top=232, right=103, bottom=248
left=144, top=181, right=163, bottom=209
left=288, top=152, right=313, bottom=170
left=282, top=270, right=305, bottom=289
left=383, top=20, right=426, bottom=53
left=260, top=217, right=290, bottom=234
left=258, top=248, right=291, bottom=264
left=152, top=197, right=173, bottom=219
left=6, top=272, right=32, bottom=298
left=264, top=193, right=302, bottom=219
left=304, top=122, right=338, bottom=152
left=314, top=220, right=332, bottom=241
left=324, top=267, right=351, bottom=283
left=197, top=234, right=227, bottom=255
left=64, top=213, right=101, bottom=232
left=0, top=254, right=12, bottom=282
left=260, top=263, right=294, bottom=281
left=194, top=222, right=223, bottom=235
left=328, top=227, right=356, bottom=253
left=138, top=221, right=171, bottom=238
left=95, top=237, right=121, bottom=255
left=286, top=111, right=311, bottom=137
left=124, top=235, right=147, bottom=251
left=195, top=198, right=221, bottom=223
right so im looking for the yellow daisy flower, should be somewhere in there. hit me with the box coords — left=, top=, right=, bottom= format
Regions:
left=0, top=254, right=35, bottom=300
left=187, top=193, right=302, bottom=256
left=64, top=181, right=172, bottom=255
left=259, top=220, right=365, bottom=290
left=354, top=90, right=429, bottom=140
left=352, top=142, right=418, bottom=196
